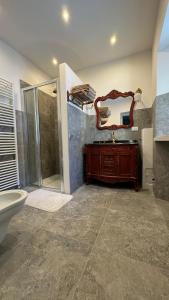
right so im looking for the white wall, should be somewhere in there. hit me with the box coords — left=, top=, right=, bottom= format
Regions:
left=152, top=0, right=169, bottom=100
left=155, top=2, right=169, bottom=96
left=0, top=39, right=49, bottom=110
left=159, top=2, right=169, bottom=51
left=157, top=51, right=169, bottom=95
left=59, top=63, right=82, bottom=194
left=78, top=50, right=152, bottom=108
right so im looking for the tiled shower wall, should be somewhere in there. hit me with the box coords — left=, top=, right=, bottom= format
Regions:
left=16, top=90, right=59, bottom=187
left=68, top=104, right=152, bottom=193
left=153, top=93, right=169, bottom=201
left=0, top=126, right=15, bottom=163
left=38, top=90, right=59, bottom=179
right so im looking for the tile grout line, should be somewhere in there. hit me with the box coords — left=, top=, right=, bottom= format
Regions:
left=154, top=198, right=169, bottom=233
left=71, top=192, right=118, bottom=299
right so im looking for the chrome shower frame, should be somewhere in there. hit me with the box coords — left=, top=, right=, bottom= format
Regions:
left=21, top=78, right=64, bottom=192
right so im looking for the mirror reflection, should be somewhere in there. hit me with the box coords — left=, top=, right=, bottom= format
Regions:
left=97, top=96, right=133, bottom=128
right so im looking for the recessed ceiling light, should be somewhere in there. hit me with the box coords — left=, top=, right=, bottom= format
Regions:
left=52, top=58, right=58, bottom=65
left=62, top=7, right=70, bottom=23
left=110, top=35, right=117, bottom=45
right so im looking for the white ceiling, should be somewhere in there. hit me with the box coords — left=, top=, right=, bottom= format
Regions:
left=0, top=0, right=159, bottom=77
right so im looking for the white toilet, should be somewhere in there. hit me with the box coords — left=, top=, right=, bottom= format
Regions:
left=0, top=189, right=28, bottom=243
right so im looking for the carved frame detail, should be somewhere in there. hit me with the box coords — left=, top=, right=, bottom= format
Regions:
left=94, top=90, right=135, bottom=130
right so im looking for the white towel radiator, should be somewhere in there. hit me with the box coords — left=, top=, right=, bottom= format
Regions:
left=0, top=78, right=19, bottom=191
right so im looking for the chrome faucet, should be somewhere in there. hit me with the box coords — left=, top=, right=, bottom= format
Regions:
left=112, top=131, right=116, bottom=143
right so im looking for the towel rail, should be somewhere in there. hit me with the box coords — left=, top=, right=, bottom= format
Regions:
left=0, top=78, right=19, bottom=191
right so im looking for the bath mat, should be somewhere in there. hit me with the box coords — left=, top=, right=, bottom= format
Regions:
left=25, top=189, right=73, bottom=212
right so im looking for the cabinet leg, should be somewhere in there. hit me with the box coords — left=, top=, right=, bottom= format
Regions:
left=86, top=177, right=91, bottom=185
left=134, top=181, right=139, bottom=192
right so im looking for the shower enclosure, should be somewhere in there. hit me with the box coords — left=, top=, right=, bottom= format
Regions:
left=22, top=79, right=63, bottom=192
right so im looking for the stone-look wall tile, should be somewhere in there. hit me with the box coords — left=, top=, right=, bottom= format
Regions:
left=0, top=125, right=14, bottom=133
left=38, top=90, right=59, bottom=179
left=17, top=145, right=27, bottom=186
left=0, top=154, right=15, bottom=162
left=153, top=94, right=169, bottom=201
left=0, top=125, right=14, bottom=162
left=68, top=104, right=87, bottom=193
left=86, top=108, right=152, bottom=144
left=134, top=108, right=152, bottom=140
left=154, top=92, right=169, bottom=137
left=15, top=110, right=28, bottom=187
left=153, top=142, right=169, bottom=200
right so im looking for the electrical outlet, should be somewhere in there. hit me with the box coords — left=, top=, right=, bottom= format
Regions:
left=131, top=126, right=138, bottom=131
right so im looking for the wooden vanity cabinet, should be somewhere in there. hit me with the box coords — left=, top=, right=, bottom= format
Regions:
left=84, top=144, right=140, bottom=191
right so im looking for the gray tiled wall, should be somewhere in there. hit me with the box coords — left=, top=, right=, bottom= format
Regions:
left=85, top=108, right=152, bottom=144
left=153, top=142, right=169, bottom=200
left=38, top=90, right=59, bottom=179
left=68, top=104, right=87, bottom=193
left=153, top=93, right=169, bottom=201
left=15, top=110, right=28, bottom=187
left=0, top=125, right=15, bottom=163
left=154, top=93, right=169, bottom=137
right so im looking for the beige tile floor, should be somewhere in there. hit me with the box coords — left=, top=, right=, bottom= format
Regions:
left=0, top=185, right=169, bottom=299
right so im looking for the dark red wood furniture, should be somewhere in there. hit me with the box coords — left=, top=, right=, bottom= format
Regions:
left=84, top=143, right=140, bottom=191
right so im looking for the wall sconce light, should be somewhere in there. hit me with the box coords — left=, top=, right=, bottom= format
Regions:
left=134, top=88, right=142, bottom=102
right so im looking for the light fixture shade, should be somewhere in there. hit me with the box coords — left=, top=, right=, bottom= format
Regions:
left=134, top=88, right=142, bottom=102
left=134, top=93, right=142, bottom=102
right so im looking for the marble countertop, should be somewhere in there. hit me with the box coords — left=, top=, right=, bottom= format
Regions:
left=87, top=140, right=138, bottom=145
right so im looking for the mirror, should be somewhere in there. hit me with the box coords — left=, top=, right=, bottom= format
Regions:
left=94, top=90, right=135, bottom=130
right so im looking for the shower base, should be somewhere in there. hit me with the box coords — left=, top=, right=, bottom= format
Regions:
left=42, top=174, right=61, bottom=190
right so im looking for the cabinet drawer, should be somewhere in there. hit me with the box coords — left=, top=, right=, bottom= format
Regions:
left=100, top=152, right=118, bottom=176
left=100, top=146, right=134, bottom=154
left=86, top=149, right=100, bottom=176
left=119, top=154, right=135, bottom=177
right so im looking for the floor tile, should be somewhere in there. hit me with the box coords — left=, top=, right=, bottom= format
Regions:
left=74, top=250, right=169, bottom=300
left=0, top=229, right=88, bottom=300
left=0, top=185, right=169, bottom=299
left=92, top=209, right=169, bottom=272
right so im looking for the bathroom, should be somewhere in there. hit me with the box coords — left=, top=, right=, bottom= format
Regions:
left=0, top=0, right=169, bottom=299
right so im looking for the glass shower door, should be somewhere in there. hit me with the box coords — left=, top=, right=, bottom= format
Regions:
left=24, top=88, right=42, bottom=186
left=22, top=79, right=63, bottom=192
left=37, top=82, right=62, bottom=191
